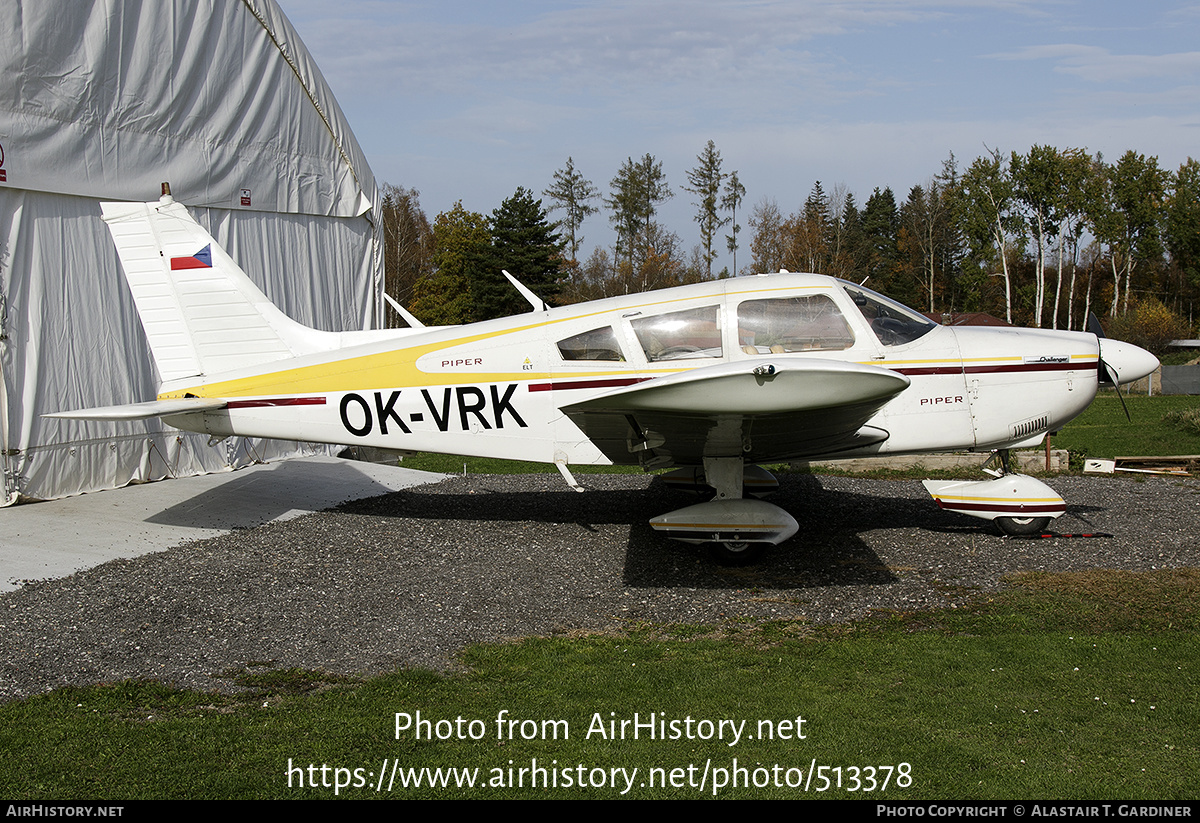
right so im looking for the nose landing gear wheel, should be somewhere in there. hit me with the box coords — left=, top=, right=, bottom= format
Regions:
left=708, top=541, right=767, bottom=565
left=995, top=516, right=1051, bottom=536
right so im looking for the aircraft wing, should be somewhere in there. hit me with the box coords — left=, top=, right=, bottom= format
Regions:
left=45, top=397, right=229, bottom=421
left=560, top=358, right=910, bottom=466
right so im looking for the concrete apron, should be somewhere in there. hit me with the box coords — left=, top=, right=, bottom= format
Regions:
left=0, top=456, right=444, bottom=592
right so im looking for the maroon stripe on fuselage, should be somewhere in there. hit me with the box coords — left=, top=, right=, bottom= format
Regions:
left=225, top=397, right=327, bottom=409
left=892, top=365, right=965, bottom=376
left=895, top=360, right=1098, bottom=377
left=528, top=377, right=651, bottom=393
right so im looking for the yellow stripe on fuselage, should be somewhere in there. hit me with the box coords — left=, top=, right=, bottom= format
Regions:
left=157, top=282, right=831, bottom=400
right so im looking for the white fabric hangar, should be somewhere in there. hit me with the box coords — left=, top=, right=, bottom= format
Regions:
left=0, top=0, right=382, bottom=503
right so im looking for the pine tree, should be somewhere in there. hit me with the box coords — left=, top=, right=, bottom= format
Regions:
left=833, top=188, right=863, bottom=280
left=721, top=170, right=747, bottom=277
left=683, top=140, right=728, bottom=278
left=542, top=158, right=599, bottom=263
left=480, top=187, right=564, bottom=320
left=860, top=187, right=900, bottom=293
left=607, top=154, right=672, bottom=270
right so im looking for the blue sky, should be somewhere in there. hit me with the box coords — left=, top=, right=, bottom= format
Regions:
left=278, top=0, right=1200, bottom=272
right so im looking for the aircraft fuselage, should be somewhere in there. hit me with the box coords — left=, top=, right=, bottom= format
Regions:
left=158, top=273, right=1102, bottom=469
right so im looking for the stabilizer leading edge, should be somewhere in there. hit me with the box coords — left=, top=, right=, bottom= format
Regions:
left=45, top=397, right=229, bottom=421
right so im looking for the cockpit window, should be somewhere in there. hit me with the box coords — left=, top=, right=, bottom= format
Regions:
left=557, top=326, right=625, bottom=361
left=840, top=281, right=935, bottom=346
left=631, top=306, right=723, bottom=362
left=736, top=295, right=854, bottom=353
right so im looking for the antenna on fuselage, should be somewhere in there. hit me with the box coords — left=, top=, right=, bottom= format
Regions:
left=502, top=269, right=549, bottom=312
left=383, top=292, right=426, bottom=328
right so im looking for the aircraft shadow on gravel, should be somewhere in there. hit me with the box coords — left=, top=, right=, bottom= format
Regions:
left=331, top=472, right=1069, bottom=590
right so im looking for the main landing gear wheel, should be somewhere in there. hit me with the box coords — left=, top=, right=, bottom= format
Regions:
left=995, top=516, right=1051, bottom=536
left=708, top=541, right=767, bottom=566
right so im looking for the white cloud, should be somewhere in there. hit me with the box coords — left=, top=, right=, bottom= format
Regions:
left=274, top=0, right=1200, bottom=264
left=989, top=44, right=1200, bottom=83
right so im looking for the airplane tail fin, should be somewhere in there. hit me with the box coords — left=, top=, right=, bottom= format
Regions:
left=101, top=194, right=331, bottom=387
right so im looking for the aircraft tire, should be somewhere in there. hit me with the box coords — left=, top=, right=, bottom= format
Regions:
left=708, top=541, right=767, bottom=565
left=995, top=516, right=1051, bottom=536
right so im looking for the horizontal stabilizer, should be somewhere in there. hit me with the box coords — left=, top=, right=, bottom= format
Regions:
left=45, top=397, right=228, bottom=421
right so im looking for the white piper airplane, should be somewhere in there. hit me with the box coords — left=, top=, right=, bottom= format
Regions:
left=51, top=190, right=1159, bottom=563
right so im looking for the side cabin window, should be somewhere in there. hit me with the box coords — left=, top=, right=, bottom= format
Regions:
left=840, top=282, right=935, bottom=347
left=631, top=306, right=723, bottom=362
left=557, top=326, right=625, bottom=361
left=736, top=295, right=854, bottom=354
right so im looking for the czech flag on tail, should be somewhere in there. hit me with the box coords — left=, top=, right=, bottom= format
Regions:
left=170, top=245, right=212, bottom=270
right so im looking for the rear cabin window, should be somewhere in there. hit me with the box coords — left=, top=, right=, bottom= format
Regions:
left=557, top=326, right=625, bottom=361
left=631, top=306, right=723, bottom=362
left=736, top=295, right=854, bottom=354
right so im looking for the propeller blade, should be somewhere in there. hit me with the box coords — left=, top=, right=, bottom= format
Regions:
left=1087, top=310, right=1130, bottom=418
left=1112, top=374, right=1131, bottom=421
left=1087, top=310, right=1118, bottom=388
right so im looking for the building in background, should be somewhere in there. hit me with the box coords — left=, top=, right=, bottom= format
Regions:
left=0, top=0, right=382, bottom=503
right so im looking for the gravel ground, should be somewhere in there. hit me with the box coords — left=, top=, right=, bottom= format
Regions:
left=1, top=472, right=1197, bottom=700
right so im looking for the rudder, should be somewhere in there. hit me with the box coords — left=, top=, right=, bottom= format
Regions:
left=101, top=194, right=327, bottom=387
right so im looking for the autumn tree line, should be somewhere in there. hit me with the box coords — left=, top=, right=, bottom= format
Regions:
left=380, top=142, right=1200, bottom=344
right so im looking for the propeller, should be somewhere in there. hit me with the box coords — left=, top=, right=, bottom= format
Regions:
left=1086, top=311, right=1133, bottom=421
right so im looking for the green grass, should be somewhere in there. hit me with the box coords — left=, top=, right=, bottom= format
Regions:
left=1162, top=407, right=1200, bottom=437
left=3, top=569, right=1198, bottom=799
left=1051, top=395, right=1200, bottom=459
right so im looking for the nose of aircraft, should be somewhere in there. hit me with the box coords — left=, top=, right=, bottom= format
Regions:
left=1099, top=338, right=1159, bottom=385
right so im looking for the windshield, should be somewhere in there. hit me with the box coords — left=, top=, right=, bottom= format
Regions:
left=839, top=281, right=936, bottom=346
